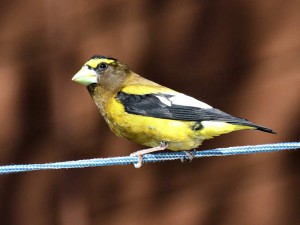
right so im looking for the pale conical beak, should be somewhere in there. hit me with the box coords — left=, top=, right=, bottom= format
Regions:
left=72, top=66, right=98, bottom=86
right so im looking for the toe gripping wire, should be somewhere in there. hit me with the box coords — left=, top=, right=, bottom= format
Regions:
left=0, top=142, right=299, bottom=174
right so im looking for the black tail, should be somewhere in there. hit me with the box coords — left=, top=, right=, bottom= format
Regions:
left=230, top=121, right=276, bottom=134
left=249, top=124, right=276, bottom=134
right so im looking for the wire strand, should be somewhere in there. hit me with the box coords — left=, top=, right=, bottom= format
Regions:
left=0, top=142, right=299, bottom=174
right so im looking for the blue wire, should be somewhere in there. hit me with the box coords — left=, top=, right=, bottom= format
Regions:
left=0, top=142, right=299, bottom=174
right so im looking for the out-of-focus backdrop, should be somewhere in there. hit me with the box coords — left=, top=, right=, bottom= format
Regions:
left=0, top=1, right=299, bottom=225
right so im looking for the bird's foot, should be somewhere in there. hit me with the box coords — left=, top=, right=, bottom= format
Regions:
left=180, top=150, right=196, bottom=163
left=130, top=142, right=169, bottom=168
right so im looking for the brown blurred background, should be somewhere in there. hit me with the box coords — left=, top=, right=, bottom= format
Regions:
left=0, top=0, right=299, bottom=225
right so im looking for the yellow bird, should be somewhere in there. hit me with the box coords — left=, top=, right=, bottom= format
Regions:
left=72, top=55, right=275, bottom=168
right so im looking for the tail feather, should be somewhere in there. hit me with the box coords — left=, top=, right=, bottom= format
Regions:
left=200, top=108, right=276, bottom=134
left=229, top=121, right=276, bottom=134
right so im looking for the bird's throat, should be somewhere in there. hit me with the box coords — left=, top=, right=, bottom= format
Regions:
left=87, top=84, right=114, bottom=118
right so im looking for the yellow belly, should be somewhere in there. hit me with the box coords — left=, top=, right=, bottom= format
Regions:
left=104, top=97, right=204, bottom=150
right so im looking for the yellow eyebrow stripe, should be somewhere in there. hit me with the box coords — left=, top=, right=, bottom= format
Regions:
left=85, top=58, right=115, bottom=68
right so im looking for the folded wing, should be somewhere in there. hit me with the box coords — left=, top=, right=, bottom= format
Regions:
left=116, top=91, right=274, bottom=133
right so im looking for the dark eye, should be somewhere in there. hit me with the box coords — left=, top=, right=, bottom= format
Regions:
left=95, top=62, right=108, bottom=74
left=98, top=63, right=108, bottom=70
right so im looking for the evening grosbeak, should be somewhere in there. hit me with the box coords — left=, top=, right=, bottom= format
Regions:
left=72, top=55, right=275, bottom=168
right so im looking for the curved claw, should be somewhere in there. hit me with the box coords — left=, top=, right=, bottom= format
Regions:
left=130, top=153, right=143, bottom=168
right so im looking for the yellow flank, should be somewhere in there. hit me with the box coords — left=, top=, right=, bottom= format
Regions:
left=103, top=92, right=254, bottom=151
left=105, top=95, right=203, bottom=150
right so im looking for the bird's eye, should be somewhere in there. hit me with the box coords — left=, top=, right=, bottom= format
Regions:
left=98, top=63, right=108, bottom=70
left=94, top=62, right=108, bottom=74
left=94, top=62, right=108, bottom=76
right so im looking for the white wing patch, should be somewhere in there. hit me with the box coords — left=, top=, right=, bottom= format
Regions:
left=156, top=96, right=172, bottom=106
left=157, top=93, right=212, bottom=109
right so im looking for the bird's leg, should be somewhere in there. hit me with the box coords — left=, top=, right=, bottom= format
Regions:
left=130, top=142, right=169, bottom=168
left=181, top=150, right=196, bottom=163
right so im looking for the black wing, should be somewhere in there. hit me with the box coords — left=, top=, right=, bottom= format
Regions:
left=116, top=92, right=275, bottom=133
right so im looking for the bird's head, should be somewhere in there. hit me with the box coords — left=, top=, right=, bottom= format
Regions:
left=72, top=55, right=130, bottom=91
